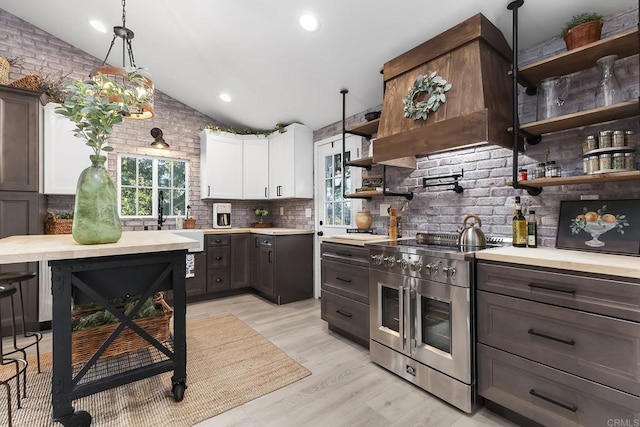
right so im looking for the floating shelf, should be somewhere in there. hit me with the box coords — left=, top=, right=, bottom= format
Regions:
left=345, top=157, right=374, bottom=169
left=346, top=119, right=380, bottom=138
left=346, top=190, right=384, bottom=199
left=507, top=170, right=640, bottom=187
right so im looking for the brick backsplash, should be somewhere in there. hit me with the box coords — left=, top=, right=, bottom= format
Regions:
left=2, top=7, right=639, bottom=243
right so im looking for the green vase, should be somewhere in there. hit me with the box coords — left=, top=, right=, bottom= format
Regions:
left=72, top=155, right=122, bottom=245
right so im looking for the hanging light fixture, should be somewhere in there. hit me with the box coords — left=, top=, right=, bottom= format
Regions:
left=90, top=0, right=154, bottom=119
left=150, top=128, right=169, bottom=149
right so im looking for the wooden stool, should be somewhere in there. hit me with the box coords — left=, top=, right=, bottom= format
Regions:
left=0, top=283, right=28, bottom=427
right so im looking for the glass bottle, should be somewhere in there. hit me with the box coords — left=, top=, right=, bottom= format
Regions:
left=595, top=55, right=627, bottom=108
left=512, top=197, right=527, bottom=247
left=527, top=210, right=538, bottom=248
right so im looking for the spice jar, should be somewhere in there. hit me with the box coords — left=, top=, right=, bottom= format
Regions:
left=613, top=130, right=625, bottom=148
left=518, top=168, right=527, bottom=182
left=598, top=130, right=613, bottom=148
left=599, top=153, right=612, bottom=171
left=625, top=131, right=636, bottom=148
left=545, top=161, right=560, bottom=177
left=625, top=152, right=636, bottom=170
left=584, top=135, right=598, bottom=152
left=612, top=152, right=625, bottom=170
left=582, top=157, right=589, bottom=174
left=536, top=162, right=546, bottom=179
left=587, top=155, right=599, bottom=174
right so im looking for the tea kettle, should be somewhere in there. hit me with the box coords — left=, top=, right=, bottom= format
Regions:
left=458, top=214, right=486, bottom=250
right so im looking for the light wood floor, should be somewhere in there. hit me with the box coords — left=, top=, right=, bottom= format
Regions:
left=22, top=294, right=516, bottom=427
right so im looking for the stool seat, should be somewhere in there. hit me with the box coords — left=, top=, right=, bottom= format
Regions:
left=0, top=285, right=17, bottom=299
left=0, top=272, right=36, bottom=285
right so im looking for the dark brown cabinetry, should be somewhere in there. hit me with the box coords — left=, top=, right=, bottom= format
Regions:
left=185, top=252, right=207, bottom=298
left=320, top=242, right=370, bottom=347
left=477, top=260, right=640, bottom=426
left=206, top=235, right=230, bottom=293
left=230, top=234, right=250, bottom=289
left=0, top=87, right=44, bottom=334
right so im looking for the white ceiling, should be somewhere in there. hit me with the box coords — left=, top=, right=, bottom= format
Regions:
left=1, top=0, right=636, bottom=131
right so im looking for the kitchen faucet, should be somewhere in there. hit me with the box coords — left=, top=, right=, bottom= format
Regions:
left=158, top=190, right=165, bottom=230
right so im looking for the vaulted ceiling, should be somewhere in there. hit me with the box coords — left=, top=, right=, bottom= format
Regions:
left=1, top=0, right=635, bottom=130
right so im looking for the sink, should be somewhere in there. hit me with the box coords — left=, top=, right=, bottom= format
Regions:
left=169, top=229, right=204, bottom=252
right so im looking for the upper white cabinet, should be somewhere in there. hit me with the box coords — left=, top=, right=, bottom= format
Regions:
left=268, top=123, right=313, bottom=199
left=42, top=103, right=94, bottom=195
left=200, top=123, right=313, bottom=200
left=243, top=138, right=269, bottom=199
left=199, top=131, right=244, bottom=199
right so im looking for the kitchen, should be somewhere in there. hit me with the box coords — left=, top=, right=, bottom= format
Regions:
left=0, top=0, right=639, bottom=426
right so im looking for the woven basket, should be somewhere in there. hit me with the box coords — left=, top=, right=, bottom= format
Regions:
left=564, top=21, right=603, bottom=51
left=0, top=57, right=9, bottom=85
left=71, top=294, right=173, bottom=366
left=45, top=213, right=73, bottom=235
left=8, top=73, right=42, bottom=91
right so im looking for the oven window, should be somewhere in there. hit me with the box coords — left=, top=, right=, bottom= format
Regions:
left=421, top=297, right=451, bottom=353
left=381, top=286, right=400, bottom=333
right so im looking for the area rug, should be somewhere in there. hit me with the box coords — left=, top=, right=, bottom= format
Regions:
left=2, top=313, right=311, bottom=426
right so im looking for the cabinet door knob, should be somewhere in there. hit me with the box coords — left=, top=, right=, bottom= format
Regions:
left=215, top=278, right=222, bottom=282
left=215, top=256, right=223, bottom=260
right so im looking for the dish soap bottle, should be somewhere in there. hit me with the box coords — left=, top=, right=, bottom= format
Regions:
left=512, top=197, right=527, bottom=247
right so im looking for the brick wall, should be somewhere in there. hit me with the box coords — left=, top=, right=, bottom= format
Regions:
left=314, top=7, right=640, bottom=246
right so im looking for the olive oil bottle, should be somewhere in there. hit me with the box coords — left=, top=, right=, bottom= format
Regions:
left=527, top=209, right=538, bottom=248
left=512, top=196, right=527, bottom=247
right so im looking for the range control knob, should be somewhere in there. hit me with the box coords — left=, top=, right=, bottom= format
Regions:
left=399, top=259, right=409, bottom=270
left=443, top=266, right=456, bottom=278
left=428, top=263, right=439, bottom=275
left=384, top=256, right=396, bottom=268
left=411, top=261, right=423, bottom=272
left=371, top=254, right=384, bottom=265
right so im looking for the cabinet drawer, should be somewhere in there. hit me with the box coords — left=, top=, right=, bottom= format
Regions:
left=207, top=268, right=230, bottom=292
left=207, top=235, right=230, bottom=247
left=321, top=290, right=369, bottom=342
left=207, top=247, right=230, bottom=269
left=477, top=261, right=640, bottom=322
left=321, top=259, right=369, bottom=304
left=477, top=291, right=640, bottom=397
left=478, top=344, right=640, bottom=427
left=321, top=243, right=369, bottom=267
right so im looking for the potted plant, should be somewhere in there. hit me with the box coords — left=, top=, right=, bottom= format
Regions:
left=251, top=206, right=272, bottom=228
left=561, top=12, right=603, bottom=51
left=54, top=72, right=151, bottom=244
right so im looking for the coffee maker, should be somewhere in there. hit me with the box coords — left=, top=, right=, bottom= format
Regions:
left=212, top=203, right=232, bottom=228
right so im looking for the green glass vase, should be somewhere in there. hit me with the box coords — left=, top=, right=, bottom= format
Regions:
left=72, top=155, right=122, bottom=245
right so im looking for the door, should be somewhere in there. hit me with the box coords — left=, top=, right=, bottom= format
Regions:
left=313, top=134, right=363, bottom=298
left=369, top=269, right=409, bottom=354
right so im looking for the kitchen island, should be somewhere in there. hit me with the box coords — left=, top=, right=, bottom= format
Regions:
left=0, top=231, right=199, bottom=426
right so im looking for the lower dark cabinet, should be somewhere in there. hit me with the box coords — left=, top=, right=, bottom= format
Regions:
left=185, top=252, right=207, bottom=298
left=230, top=234, right=250, bottom=289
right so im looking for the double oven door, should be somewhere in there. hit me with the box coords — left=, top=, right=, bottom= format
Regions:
left=370, top=269, right=471, bottom=384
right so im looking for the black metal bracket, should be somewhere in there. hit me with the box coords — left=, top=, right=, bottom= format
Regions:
left=512, top=181, right=543, bottom=196
left=422, top=170, right=464, bottom=194
left=382, top=165, right=414, bottom=200
left=517, top=129, right=542, bottom=145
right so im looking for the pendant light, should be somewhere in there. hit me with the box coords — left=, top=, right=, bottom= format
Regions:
left=150, top=128, right=169, bottom=149
left=90, top=0, right=154, bottom=119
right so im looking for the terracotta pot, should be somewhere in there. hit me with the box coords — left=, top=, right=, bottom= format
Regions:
left=355, top=210, right=373, bottom=229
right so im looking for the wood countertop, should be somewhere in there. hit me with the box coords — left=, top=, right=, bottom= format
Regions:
left=203, top=228, right=314, bottom=236
left=0, top=231, right=199, bottom=265
left=320, top=234, right=395, bottom=247
left=476, top=246, right=640, bottom=280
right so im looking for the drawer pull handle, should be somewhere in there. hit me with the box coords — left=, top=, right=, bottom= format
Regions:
left=336, top=276, right=352, bottom=283
left=528, top=329, right=575, bottom=346
left=529, top=284, right=575, bottom=294
left=215, top=256, right=223, bottom=260
left=336, top=309, right=352, bottom=318
left=529, top=389, right=577, bottom=412
left=215, top=278, right=223, bottom=283
left=335, top=252, right=352, bottom=257
left=215, top=239, right=222, bottom=243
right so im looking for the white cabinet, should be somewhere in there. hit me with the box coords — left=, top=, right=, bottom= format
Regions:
left=42, top=103, right=94, bottom=195
left=199, top=131, right=243, bottom=199
left=268, top=123, right=313, bottom=199
left=242, top=138, right=269, bottom=199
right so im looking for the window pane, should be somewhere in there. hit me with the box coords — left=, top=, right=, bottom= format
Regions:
left=326, top=203, right=333, bottom=225
left=173, top=161, right=186, bottom=188
left=335, top=203, right=343, bottom=225
left=158, top=160, right=171, bottom=187
left=344, top=202, right=352, bottom=226
left=173, top=189, right=186, bottom=216
left=121, top=188, right=137, bottom=216
left=325, top=179, right=333, bottom=202
left=121, top=157, right=136, bottom=186
left=333, top=177, right=342, bottom=200
left=138, top=159, right=153, bottom=186
left=325, top=156, right=332, bottom=179
left=138, top=188, right=153, bottom=215
left=334, top=154, right=341, bottom=174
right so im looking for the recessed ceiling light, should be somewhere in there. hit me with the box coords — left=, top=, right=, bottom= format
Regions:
left=89, top=19, right=107, bottom=33
left=219, top=93, right=232, bottom=102
left=299, top=13, right=320, bottom=32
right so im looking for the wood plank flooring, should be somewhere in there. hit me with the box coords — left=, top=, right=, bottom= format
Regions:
left=17, top=294, right=516, bottom=427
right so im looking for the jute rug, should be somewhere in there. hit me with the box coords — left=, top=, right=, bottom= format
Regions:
left=2, top=313, right=311, bottom=426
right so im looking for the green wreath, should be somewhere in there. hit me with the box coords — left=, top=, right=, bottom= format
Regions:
left=403, top=72, right=452, bottom=120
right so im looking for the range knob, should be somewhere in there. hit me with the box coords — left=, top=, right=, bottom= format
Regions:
left=427, top=263, right=439, bottom=275
left=370, top=254, right=384, bottom=265
left=443, top=266, right=456, bottom=278
left=383, top=256, right=396, bottom=268
left=399, top=259, right=409, bottom=270
left=411, top=261, right=423, bottom=272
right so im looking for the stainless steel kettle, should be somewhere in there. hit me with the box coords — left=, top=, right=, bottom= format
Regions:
left=458, top=214, right=486, bottom=250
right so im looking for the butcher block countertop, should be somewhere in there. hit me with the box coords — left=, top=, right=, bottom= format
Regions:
left=476, top=246, right=640, bottom=280
left=320, top=234, right=396, bottom=247
left=203, top=228, right=314, bottom=235
left=0, top=231, right=199, bottom=265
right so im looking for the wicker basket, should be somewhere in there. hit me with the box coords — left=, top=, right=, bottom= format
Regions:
left=45, top=212, right=73, bottom=235
left=8, top=74, right=43, bottom=92
left=564, top=21, right=603, bottom=51
left=0, top=57, right=9, bottom=85
left=71, top=293, right=173, bottom=366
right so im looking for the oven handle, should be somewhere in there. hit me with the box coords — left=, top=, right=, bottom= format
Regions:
left=407, top=284, right=415, bottom=352
left=399, top=285, right=405, bottom=351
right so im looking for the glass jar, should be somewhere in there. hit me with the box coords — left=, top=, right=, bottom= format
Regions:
left=587, top=155, right=599, bottom=174
left=625, top=131, right=636, bottom=148
left=612, top=130, right=625, bottom=148
left=595, top=55, right=627, bottom=108
left=536, top=162, right=546, bottom=179
left=582, top=157, right=589, bottom=174
left=625, top=152, right=636, bottom=170
left=545, top=161, right=560, bottom=177
left=612, top=152, right=625, bottom=170
left=599, top=153, right=612, bottom=171
left=518, top=168, right=527, bottom=182
left=598, top=130, right=612, bottom=148
left=584, top=135, right=598, bottom=152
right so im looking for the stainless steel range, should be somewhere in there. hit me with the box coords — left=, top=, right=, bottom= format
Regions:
left=368, top=233, right=505, bottom=413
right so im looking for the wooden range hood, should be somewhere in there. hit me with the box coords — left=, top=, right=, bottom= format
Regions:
left=373, top=14, right=517, bottom=163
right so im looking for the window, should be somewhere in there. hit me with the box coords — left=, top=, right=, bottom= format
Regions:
left=118, top=154, right=189, bottom=218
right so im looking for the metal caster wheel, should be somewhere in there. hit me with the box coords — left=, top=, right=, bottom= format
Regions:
left=59, top=410, right=92, bottom=427
left=172, top=382, right=187, bottom=402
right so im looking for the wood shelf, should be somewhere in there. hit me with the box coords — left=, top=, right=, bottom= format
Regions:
left=519, top=28, right=639, bottom=84
left=510, top=100, right=640, bottom=136
left=345, top=157, right=374, bottom=168
left=508, top=170, right=640, bottom=187
left=346, top=190, right=383, bottom=199
left=346, top=119, right=379, bottom=138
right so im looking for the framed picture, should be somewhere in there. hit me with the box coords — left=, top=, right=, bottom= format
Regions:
left=556, top=199, right=640, bottom=256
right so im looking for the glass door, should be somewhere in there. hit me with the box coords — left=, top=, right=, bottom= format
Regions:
left=369, top=270, right=409, bottom=354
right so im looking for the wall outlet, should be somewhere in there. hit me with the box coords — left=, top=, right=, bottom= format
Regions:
left=305, top=208, right=312, bottom=218
left=380, top=203, right=390, bottom=217
left=580, top=195, right=599, bottom=200
left=279, top=206, right=284, bottom=215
